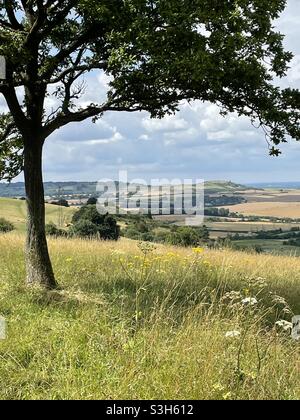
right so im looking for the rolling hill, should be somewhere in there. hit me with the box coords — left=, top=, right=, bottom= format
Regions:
left=0, top=198, right=75, bottom=232
left=0, top=180, right=250, bottom=198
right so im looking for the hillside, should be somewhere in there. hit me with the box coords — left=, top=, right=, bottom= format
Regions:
left=0, top=180, right=250, bottom=198
left=0, top=233, right=299, bottom=400
left=0, top=198, right=75, bottom=232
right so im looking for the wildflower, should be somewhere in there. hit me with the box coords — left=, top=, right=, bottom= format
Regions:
left=166, top=252, right=177, bottom=258
left=222, top=392, right=232, bottom=400
left=223, top=291, right=242, bottom=301
left=255, top=277, right=268, bottom=288
left=212, top=383, right=224, bottom=392
left=275, top=320, right=293, bottom=331
left=241, top=297, right=258, bottom=306
left=192, top=247, right=204, bottom=254
left=225, top=331, right=241, bottom=339
left=271, top=294, right=288, bottom=306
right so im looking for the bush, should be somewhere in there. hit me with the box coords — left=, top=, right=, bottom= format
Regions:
left=153, top=229, right=170, bottom=243
left=45, top=223, right=67, bottom=237
left=123, top=227, right=141, bottom=240
left=0, top=218, right=14, bottom=233
left=167, top=226, right=209, bottom=247
left=167, top=227, right=201, bottom=247
left=70, top=220, right=99, bottom=238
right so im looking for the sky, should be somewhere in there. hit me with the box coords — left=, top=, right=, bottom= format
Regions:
left=7, top=1, right=300, bottom=184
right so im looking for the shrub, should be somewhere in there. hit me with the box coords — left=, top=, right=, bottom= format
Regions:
left=153, top=229, right=170, bottom=243
left=167, top=226, right=209, bottom=247
left=0, top=218, right=14, bottom=233
left=167, top=227, right=201, bottom=247
left=45, top=223, right=67, bottom=237
left=123, top=227, right=141, bottom=240
left=70, top=220, right=99, bottom=238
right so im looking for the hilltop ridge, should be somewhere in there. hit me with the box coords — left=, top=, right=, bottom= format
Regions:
left=0, top=180, right=251, bottom=198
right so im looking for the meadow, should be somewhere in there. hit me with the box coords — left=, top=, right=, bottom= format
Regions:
left=0, top=198, right=75, bottom=232
left=0, top=233, right=299, bottom=400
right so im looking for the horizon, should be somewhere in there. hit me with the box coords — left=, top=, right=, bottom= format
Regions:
left=2, top=179, right=300, bottom=187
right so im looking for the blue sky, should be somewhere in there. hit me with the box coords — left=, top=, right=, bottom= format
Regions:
left=10, top=1, right=300, bottom=183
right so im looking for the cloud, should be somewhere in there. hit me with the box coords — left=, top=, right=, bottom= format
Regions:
left=142, top=114, right=189, bottom=132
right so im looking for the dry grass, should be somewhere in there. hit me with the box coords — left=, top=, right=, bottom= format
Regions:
left=0, top=233, right=300, bottom=400
left=0, top=198, right=75, bottom=232
left=224, top=202, right=300, bottom=218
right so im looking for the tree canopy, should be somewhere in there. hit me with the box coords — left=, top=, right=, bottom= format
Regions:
left=0, top=0, right=300, bottom=182
left=1, top=0, right=300, bottom=288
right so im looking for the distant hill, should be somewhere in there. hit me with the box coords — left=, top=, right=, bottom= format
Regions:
left=204, top=181, right=249, bottom=194
left=0, top=180, right=251, bottom=198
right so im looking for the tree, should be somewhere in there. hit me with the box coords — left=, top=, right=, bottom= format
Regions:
left=87, top=196, right=98, bottom=205
left=0, top=1, right=300, bottom=288
left=72, top=204, right=105, bottom=226
left=72, top=204, right=120, bottom=240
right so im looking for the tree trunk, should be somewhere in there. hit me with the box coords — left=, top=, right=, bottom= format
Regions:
left=23, top=139, right=57, bottom=289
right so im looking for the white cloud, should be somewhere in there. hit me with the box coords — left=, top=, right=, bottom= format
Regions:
left=142, top=114, right=189, bottom=132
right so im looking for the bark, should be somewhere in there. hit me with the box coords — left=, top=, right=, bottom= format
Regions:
left=23, top=138, right=57, bottom=289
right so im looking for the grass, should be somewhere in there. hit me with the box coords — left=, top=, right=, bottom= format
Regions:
left=0, top=233, right=300, bottom=400
left=0, top=198, right=75, bottom=232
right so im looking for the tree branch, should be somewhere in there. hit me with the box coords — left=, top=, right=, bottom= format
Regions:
left=44, top=104, right=144, bottom=137
left=4, top=1, right=24, bottom=30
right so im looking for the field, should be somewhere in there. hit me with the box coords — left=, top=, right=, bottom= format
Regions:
left=0, top=198, right=75, bottom=232
left=0, top=233, right=299, bottom=400
left=206, top=221, right=300, bottom=240
left=233, top=239, right=300, bottom=257
left=224, top=202, right=300, bottom=219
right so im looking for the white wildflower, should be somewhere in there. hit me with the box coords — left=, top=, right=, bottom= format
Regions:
left=225, top=331, right=241, bottom=339
left=275, top=320, right=293, bottom=331
left=223, top=291, right=242, bottom=301
left=241, top=297, right=258, bottom=306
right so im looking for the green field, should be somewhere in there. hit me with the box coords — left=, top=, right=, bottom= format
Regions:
left=0, top=233, right=299, bottom=400
left=206, top=221, right=300, bottom=233
left=0, top=198, right=75, bottom=232
left=233, top=239, right=300, bottom=256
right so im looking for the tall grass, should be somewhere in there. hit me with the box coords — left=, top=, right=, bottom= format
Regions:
left=0, top=233, right=299, bottom=400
